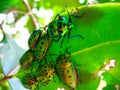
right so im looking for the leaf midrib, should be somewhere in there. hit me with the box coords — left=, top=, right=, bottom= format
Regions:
left=72, top=39, right=120, bottom=56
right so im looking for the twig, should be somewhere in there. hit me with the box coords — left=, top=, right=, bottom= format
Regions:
left=12, top=10, right=29, bottom=15
left=23, top=0, right=39, bottom=29
left=7, top=64, right=20, bottom=76
left=0, top=75, right=13, bottom=82
left=0, top=21, right=6, bottom=41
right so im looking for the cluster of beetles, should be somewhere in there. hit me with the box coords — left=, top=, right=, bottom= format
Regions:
left=1, top=9, right=84, bottom=90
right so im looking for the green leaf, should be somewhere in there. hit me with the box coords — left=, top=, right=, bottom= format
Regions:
left=103, top=85, right=116, bottom=90
left=46, top=3, right=120, bottom=90
left=103, top=72, right=120, bottom=85
left=36, top=0, right=88, bottom=16
left=38, top=0, right=87, bottom=9
left=15, top=0, right=27, bottom=12
left=0, top=0, right=20, bottom=12
left=97, top=0, right=120, bottom=3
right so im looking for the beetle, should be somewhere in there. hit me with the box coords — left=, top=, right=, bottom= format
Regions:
left=20, top=61, right=55, bottom=89
left=36, top=61, right=55, bottom=85
left=46, top=13, right=73, bottom=48
left=32, top=34, right=50, bottom=60
left=28, top=30, right=50, bottom=61
left=21, top=72, right=39, bottom=90
left=55, top=50, right=78, bottom=90
left=19, top=50, right=35, bottom=69
left=19, top=49, right=40, bottom=72
left=46, top=9, right=84, bottom=48
left=28, top=30, right=43, bottom=49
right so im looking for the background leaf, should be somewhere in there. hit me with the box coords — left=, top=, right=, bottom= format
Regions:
left=96, top=0, right=120, bottom=3
left=0, top=0, right=20, bottom=12
left=0, top=34, right=27, bottom=90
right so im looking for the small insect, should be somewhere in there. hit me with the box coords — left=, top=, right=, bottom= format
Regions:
left=19, top=50, right=35, bottom=69
left=30, top=31, right=50, bottom=60
left=27, top=29, right=51, bottom=63
left=55, top=50, right=77, bottom=90
left=46, top=13, right=73, bottom=48
left=21, top=72, right=39, bottom=89
left=46, top=8, right=84, bottom=48
left=36, top=62, right=55, bottom=85
left=20, top=61, right=55, bottom=89
left=28, top=30, right=43, bottom=49
left=0, top=55, right=40, bottom=89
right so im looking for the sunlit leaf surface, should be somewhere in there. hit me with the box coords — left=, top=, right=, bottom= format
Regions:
left=46, top=3, right=120, bottom=90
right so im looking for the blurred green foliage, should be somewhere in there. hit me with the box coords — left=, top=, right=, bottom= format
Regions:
left=0, top=0, right=88, bottom=32
left=0, top=0, right=20, bottom=12
left=0, top=63, right=11, bottom=90
left=97, top=0, right=120, bottom=3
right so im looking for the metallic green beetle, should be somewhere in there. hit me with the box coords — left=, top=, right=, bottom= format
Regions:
left=46, top=13, right=73, bottom=48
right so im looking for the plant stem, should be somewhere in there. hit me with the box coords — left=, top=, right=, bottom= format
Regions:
left=12, top=10, right=28, bottom=15
left=7, top=64, right=20, bottom=76
left=0, top=75, right=13, bottom=83
left=0, top=21, right=6, bottom=42
left=23, top=0, right=39, bottom=29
